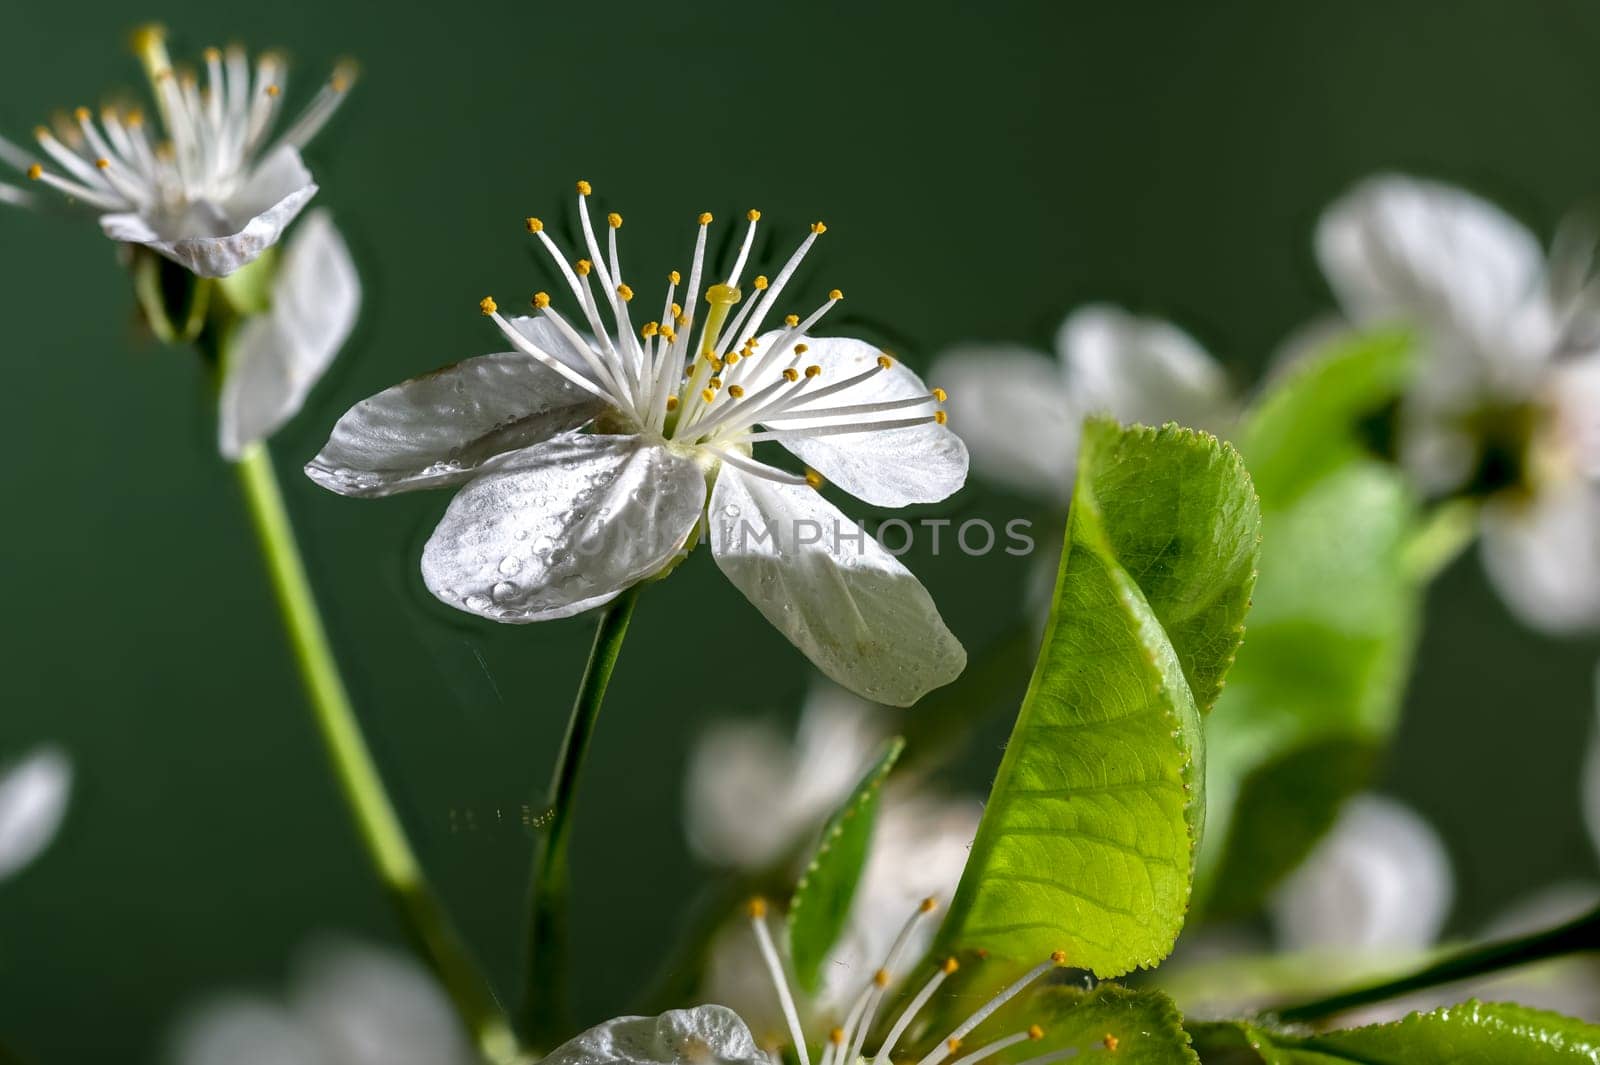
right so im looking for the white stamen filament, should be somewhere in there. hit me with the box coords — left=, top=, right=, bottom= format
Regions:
left=749, top=905, right=812, bottom=1065
left=912, top=957, right=1062, bottom=1065
left=707, top=447, right=810, bottom=487
left=872, top=963, right=955, bottom=1065
left=947, top=1030, right=1040, bottom=1065
left=486, top=311, right=611, bottom=403
left=763, top=395, right=938, bottom=424
left=732, top=416, right=938, bottom=445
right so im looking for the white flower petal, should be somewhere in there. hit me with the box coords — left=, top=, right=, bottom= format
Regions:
left=0, top=744, right=70, bottom=881
left=218, top=210, right=360, bottom=459
left=1316, top=175, right=1554, bottom=405
left=169, top=997, right=323, bottom=1065
left=1480, top=480, right=1600, bottom=633
left=1057, top=304, right=1234, bottom=431
left=291, top=937, right=473, bottom=1065
left=1269, top=795, right=1453, bottom=953
left=1550, top=352, right=1600, bottom=481
left=709, top=467, right=965, bottom=705
left=422, top=434, right=706, bottom=623
left=1588, top=664, right=1600, bottom=860
left=103, top=147, right=318, bottom=278
left=926, top=344, right=1079, bottom=502
left=305, top=353, right=605, bottom=498
left=543, top=1006, right=766, bottom=1065
left=756, top=335, right=968, bottom=506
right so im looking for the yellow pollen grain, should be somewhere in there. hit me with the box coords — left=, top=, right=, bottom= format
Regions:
left=753, top=275, right=769, bottom=290
left=575, top=259, right=592, bottom=276
left=947, top=1039, right=962, bottom=1053
left=73, top=106, right=91, bottom=122
left=525, top=216, right=544, bottom=233
left=805, top=469, right=824, bottom=489
left=617, top=283, right=634, bottom=302
left=1051, top=950, right=1068, bottom=964
left=746, top=896, right=767, bottom=918
left=32, top=126, right=49, bottom=140
left=811, top=221, right=827, bottom=234
left=700, top=388, right=716, bottom=404
left=265, top=84, right=281, bottom=97
left=934, top=410, right=948, bottom=425
left=669, top=270, right=681, bottom=285
left=126, top=109, right=144, bottom=127
left=920, top=897, right=938, bottom=912
left=784, top=314, right=800, bottom=327
left=661, top=327, right=677, bottom=343
left=607, top=211, right=622, bottom=228
left=877, top=354, right=894, bottom=369
left=829, top=1029, right=846, bottom=1046
left=941, top=957, right=960, bottom=974
left=478, top=296, right=498, bottom=315
left=1103, top=1035, right=1119, bottom=1052
left=828, top=288, right=843, bottom=301
left=874, top=969, right=891, bottom=988
left=805, top=365, right=821, bottom=378
left=782, top=368, right=800, bottom=383
left=532, top=291, right=551, bottom=309
left=576, top=179, right=592, bottom=196
left=698, top=211, right=713, bottom=225
left=1028, top=1026, right=1045, bottom=1041
left=94, top=157, right=110, bottom=169
left=727, top=384, right=745, bottom=398
left=203, top=46, right=222, bottom=62
left=795, top=343, right=809, bottom=354
left=709, top=376, right=723, bottom=390
left=932, top=387, right=948, bottom=402
left=641, top=321, right=659, bottom=338
left=26, top=164, right=42, bottom=180
left=331, top=64, right=356, bottom=93
left=725, top=352, right=741, bottom=366
left=665, top=395, right=679, bottom=411
left=747, top=208, right=761, bottom=221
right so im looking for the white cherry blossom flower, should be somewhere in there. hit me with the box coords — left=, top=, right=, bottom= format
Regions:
left=167, top=936, right=473, bottom=1065
left=548, top=899, right=1107, bottom=1065
left=1317, top=174, right=1600, bottom=632
left=0, top=26, right=353, bottom=277
left=307, top=184, right=968, bottom=705
left=928, top=306, right=1234, bottom=503
left=0, top=744, right=71, bottom=882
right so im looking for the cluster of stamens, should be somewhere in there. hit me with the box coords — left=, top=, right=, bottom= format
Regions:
left=3, top=26, right=353, bottom=215
left=478, top=181, right=951, bottom=489
left=745, top=897, right=1119, bottom=1065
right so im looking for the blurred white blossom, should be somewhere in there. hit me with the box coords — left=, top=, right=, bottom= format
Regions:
left=0, top=744, right=70, bottom=882
left=167, top=936, right=473, bottom=1065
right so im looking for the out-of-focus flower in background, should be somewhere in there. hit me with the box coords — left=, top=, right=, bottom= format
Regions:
left=218, top=208, right=359, bottom=458
left=1317, top=174, right=1600, bottom=633
left=0, top=744, right=71, bottom=882
left=685, top=683, right=980, bottom=1036
left=0, top=26, right=354, bottom=277
left=308, top=191, right=969, bottom=704
left=929, top=305, right=1235, bottom=503
left=166, top=936, right=473, bottom=1065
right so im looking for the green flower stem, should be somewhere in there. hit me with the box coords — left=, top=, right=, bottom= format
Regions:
left=235, top=443, right=521, bottom=1064
left=521, top=585, right=642, bottom=1047
left=1276, top=904, right=1600, bottom=1023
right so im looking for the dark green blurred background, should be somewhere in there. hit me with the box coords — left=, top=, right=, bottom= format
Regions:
left=4, top=1, right=1600, bottom=1059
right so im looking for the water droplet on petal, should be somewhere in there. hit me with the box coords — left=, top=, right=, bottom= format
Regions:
left=464, top=594, right=492, bottom=611
left=498, top=555, right=523, bottom=576
left=722, top=503, right=742, bottom=518
left=492, top=581, right=518, bottom=602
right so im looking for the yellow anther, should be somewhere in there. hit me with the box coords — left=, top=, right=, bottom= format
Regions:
left=920, top=897, right=938, bottom=913
left=641, top=321, right=659, bottom=338
left=700, top=388, right=716, bottom=404
left=607, top=211, right=622, bottom=229
left=617, top=283, right=634, bottom=302
left=727, top=384, right=745, bottom=399
left=725, top=351, right=741, bottom=365
left=532, top=291, right=551, bottom=309
left=828, top=288, right=843, bottom=301
left=746, top=896, right=767, bottom=918
left=874, top=969, right=891, bottom=988
left=753, top=275, right=769, bottom=290
left=747, top=208, right=761, bottom=221
left=811, top=221, right=827, bottom=234
left=126, top=109, right=145, bottom=127
left=671, top=302, right=683, bottom=318
left=1050, top=950, right=1068, bottom=964
left=26, top=164, right=42, bottom=181
left=805, top=469, right=824, bottom=489
left=935, top=410, right=948, bottom=425
left=32, top=126, right=49, bottom=140
left=709, top=376, right=723, bottom=390
left=941, top=957, right=960, bottom=975
left=576, top=179, right=592, bottom=196
left=1103, top=1035, right=1119, bottom=1052
left=932, top=387, right=948, bottom=402
left=661, top=327, right=677, bottom=343
left=74, top=106, right=91, bottom=122
left=877, top=354, right=894, bottom=369
left=669, top=270, right=681, bottom=285
left=805, top=365, right=822, bottom=378
left=829, top=1029, right=846, bottom=1046
left=478, top=296, right=498, bottom=316
left=665, top=395, right=680, bottom=411
left=744, top=337, right=760, bottom=349
left=783, top=368, right=800, bottom=383
left=94, top=157, right=110, bottom=169
left=795, top=343, right=809, bottom=354
left=1028, top=1026, right=1045, bottom=1041
left=203, top=47, right=222, bottom=62
left=947, top=1039, right=963, bottom=1053
left=785, top=314, right=800, bottom=327
left=525, top=216, right=544, bottom=233
left=130, top=23, right=166, bottom=54
left=698, top=211, right=713, bottom=225
left=575, top=259, right=593, bottom=276
left=331, top=61, right=359, bottom=93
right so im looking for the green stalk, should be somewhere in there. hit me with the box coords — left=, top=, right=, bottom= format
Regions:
left=236, top=443, right=521, bottom=1064
left=520, top=586, right=641, bottom=1047
left=1276, top=904, right=1600, bottom=1023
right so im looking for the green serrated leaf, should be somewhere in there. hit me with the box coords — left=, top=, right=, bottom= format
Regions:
left=1190, top=1001, right=1600, bottom=1064
left=787, top=736, right=905, bottom=993
left=937, top=419, right=1261, bottom=977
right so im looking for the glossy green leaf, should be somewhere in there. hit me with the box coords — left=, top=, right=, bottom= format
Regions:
left=1189, top=1001, right=1600, bottom=1064
left=787, top=736, right=905, bottom=993
left=937, top=420, right=1261, bottom=977
left=1197, top=331, right=1423, bottom=913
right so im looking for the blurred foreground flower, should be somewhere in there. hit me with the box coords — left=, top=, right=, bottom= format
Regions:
left=308, top=185, right=968, bottom=704
left=0, top=745, right=70, bottom=881
left=168, top=937, right=473, bottom=1065
left=1318, top=175, right=1600, bottom=632
left=929, top=305, right=1233, bottom=502
left=0, top=25, right=353, bottom=277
